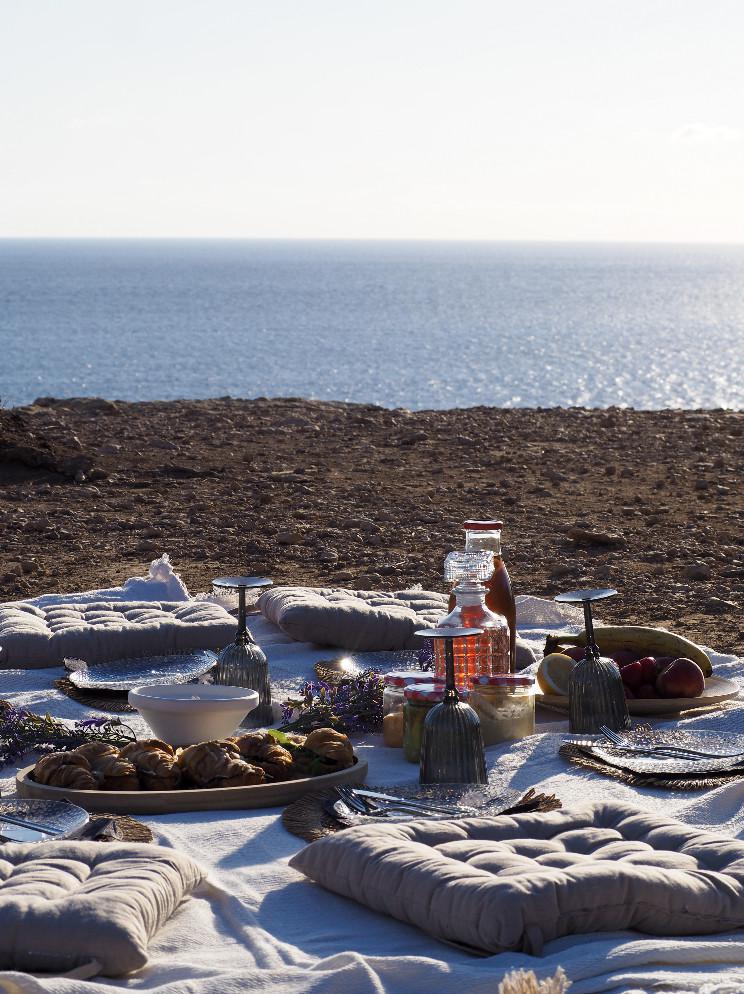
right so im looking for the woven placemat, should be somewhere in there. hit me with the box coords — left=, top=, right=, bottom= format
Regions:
left=88, top=813, right=154, bottom=843
left=54, top=678, right=135, bottom=713
left=559, top=743, right=744, bottom=791
left=282, top=787, right=562, bottom=843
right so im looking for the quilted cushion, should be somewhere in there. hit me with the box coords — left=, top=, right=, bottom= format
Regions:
left=290, top=801, right=744, bottom=955
left=0, top=841, right=204, bottom=976
left=258, top=586, right=449, bottom=650
left=0, top=600, right=237, bottom=669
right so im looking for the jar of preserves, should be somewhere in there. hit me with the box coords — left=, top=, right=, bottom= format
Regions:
left=403, top=683, right=470, bottom=763
left=469, top=674, right=535, bottom=746
left=383, top=670, right=443, bottom=716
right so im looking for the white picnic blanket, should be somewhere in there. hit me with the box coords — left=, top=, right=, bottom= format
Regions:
left=2, top=575, right=744, bottom=994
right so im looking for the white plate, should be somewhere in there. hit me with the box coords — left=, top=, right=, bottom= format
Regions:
left=567, top=729, right=744, bottom=775
left=538, top=675, right=739, bottom=716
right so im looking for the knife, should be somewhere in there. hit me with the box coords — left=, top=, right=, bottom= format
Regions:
left=351, top=789, right=471, bottom=815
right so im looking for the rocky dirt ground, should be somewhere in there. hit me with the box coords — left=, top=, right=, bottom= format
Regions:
left=1, top=398, right=742, bottom=654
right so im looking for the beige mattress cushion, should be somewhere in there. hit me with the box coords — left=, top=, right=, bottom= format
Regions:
left=290, top=800, right=744, bottom=955
left=258, top=586, right=448, bottom=650
left=0, top=600, right=237, bottom=669
left=0, top=840, right=205, bottom=976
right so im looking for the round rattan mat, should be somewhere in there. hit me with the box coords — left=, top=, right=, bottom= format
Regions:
left=55, top=678, right=135, bottom=713
left=560, top=743, right=744, bottom=790
left=282, top=786, right=562, bottom=843
left=91, top=813, right=153, bottom=843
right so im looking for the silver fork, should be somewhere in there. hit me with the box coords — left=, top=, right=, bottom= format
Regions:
left=599, top=725, right=744, bottom=760
left=337, top=786, right=438, bottom=818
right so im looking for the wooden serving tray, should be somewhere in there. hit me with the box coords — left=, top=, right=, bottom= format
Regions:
left=538, top=675, right=739, bottom=716
left=16, top=759, right=368, bottom=814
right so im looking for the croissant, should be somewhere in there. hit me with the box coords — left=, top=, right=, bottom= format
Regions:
left=203, top=763, right=266, bottom=789
left=121, top=738, right=175, bottom=758
left=303, top=729, right=354, bottom=770
left=91, top=753, right=140, bottom=791
left=233, top=736, right=294, bottom=781
left=121, top=741, right=181, bottom=790
left=178, top=740, right=264, bottom=788
left=74, top=742, right=120, bottom=764
left=33, top=752, right=99, bottom=790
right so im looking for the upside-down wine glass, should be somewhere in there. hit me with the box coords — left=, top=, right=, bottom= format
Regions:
left=212, top=576, right=274, bottom=727
left=415, top=627, right=487, bottom=785
left=554, top=587, right=630, bottom=734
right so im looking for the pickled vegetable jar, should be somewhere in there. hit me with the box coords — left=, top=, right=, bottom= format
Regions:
left=469, top=674, right=535, bottom=746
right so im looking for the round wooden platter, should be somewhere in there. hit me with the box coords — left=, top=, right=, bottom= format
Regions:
left=16, top=759, right=368, bottom=815
left=537, top=675, right=740, bottom=716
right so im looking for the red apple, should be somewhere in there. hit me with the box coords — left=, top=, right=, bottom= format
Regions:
left=637, top=657, right=658, bottom=684
left=612, top=649, right=640, bottom=667
left=620, top=661, right=644, bottom=690
left=655, top=657, right=705, bottom=699
left=637, top=683, right=659, bottom=699
left=562, top=646, right=586, bottom=661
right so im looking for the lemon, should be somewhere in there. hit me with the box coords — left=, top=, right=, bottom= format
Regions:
left=537, top=652, right=576, bottom=696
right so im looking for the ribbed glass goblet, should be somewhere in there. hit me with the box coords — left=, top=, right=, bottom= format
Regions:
left=212, top=576, right=274, bottom=727
left=415, top=628, right=487, bottom=785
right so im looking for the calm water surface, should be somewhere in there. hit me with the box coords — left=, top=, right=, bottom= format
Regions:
left=1, top=240, right=742, bottom=409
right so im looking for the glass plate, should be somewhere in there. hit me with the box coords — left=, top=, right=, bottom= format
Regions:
left=328, top=780, right=522, bottom=825
left=566, top=728, right=744, bottom=775
left=0, top=798, right=89, bottom=842
left=65, top=650, right=218, bottom=691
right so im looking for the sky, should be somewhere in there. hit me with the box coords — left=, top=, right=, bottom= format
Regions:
left=1, top=0, right=743, bottom=241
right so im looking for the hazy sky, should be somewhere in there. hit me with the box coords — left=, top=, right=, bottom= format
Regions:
left=2, top=1, right=743, bottom=240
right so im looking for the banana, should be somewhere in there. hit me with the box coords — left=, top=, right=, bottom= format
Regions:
left=544, top=626, right=712, bottom=677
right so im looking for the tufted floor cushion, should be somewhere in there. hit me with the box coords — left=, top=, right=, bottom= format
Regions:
left=258, top=586, right=449, bottom=650
left=0, top=600, right=237, bottom=669
left=290, top=801, right=744, bottom=956
left=0, top=841, right=204, bottom=976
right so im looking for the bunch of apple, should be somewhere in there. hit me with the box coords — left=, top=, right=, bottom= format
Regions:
left=560, top=645, right=705, bottom=699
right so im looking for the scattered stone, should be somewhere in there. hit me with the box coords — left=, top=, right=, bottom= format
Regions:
left=683, top=563, right=712, bottom=582
left=276, top=530, right=304, bottom=545
left=704, top=597, right=739, bottom=615
left=567, top=527, right=626, bottom=548
left=330, top=571, right=354, bottom=583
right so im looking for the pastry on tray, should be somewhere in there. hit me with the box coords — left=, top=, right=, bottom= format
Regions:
left=232, top=733, right=294, bottom=781
left=91, top=753, right=140, bottom=791
left=33, top=752, right=99, bottom=790
left=28, top=727, right=356, bottom=792
left=121, top=740, right=181, bottom=790
left=178, top=740, right=266, bottom=788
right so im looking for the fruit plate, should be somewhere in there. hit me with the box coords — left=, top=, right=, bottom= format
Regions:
left=537, top=676, right=740, bottom=716
left=16, top=758, right=368, bottom=815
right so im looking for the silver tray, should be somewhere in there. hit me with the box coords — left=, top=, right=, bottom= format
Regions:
left=65, top=650, right=218, bottom=691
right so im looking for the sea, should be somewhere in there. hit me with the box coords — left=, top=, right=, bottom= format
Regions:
left=1, top=239, right=742, bottom=411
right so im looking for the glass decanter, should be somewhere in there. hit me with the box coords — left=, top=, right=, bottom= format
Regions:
left=435, top=551, right=509, bottom=689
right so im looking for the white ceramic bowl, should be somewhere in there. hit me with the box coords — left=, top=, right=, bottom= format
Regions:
left=128, top=684, right=259, bottom=747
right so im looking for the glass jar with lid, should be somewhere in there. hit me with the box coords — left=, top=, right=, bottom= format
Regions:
left=383, top=670, right=443, bottom=716
left=469, top=674, right=535, bottom=746
left=403, top=682, right=470, bottom=763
